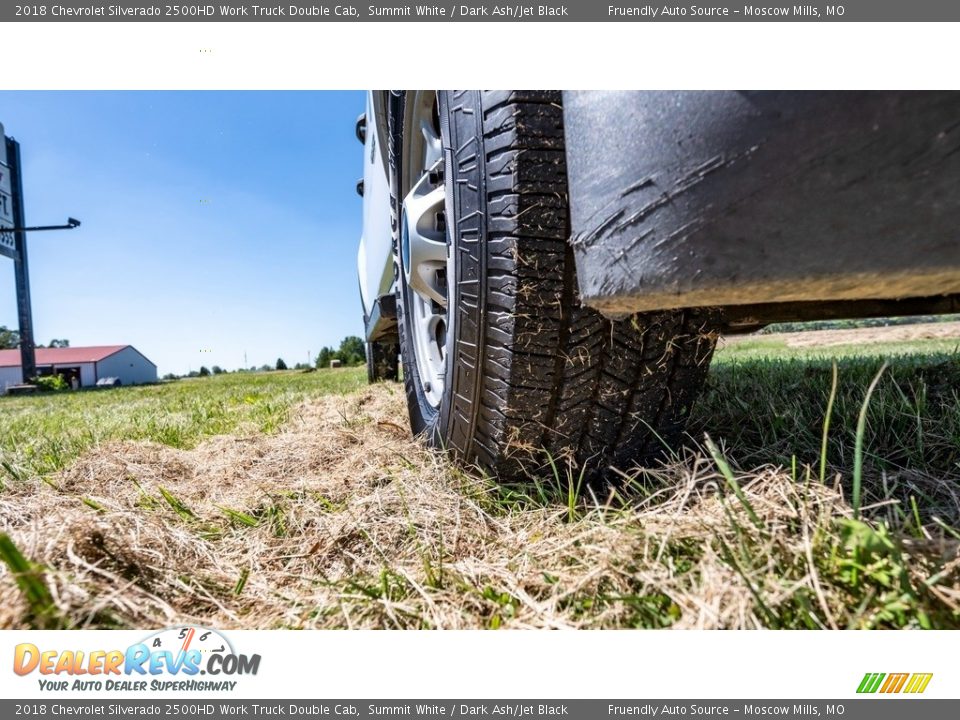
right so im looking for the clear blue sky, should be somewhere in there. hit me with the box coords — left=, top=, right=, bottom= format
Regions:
left=0, top=91, right=367, bottom=375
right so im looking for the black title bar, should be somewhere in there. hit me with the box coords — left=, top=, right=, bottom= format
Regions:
left=1, top=700, right=959, bottom=719
left=5, top=1, right=960, bottom=22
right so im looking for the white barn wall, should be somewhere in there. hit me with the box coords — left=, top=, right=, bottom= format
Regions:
left=95, top=347, right=157, bottom=386
left=71, top=363, right=96, bottom=388
left=0, top=366, right=22, bottom=394
left=0, top=363, right=94, bottom=390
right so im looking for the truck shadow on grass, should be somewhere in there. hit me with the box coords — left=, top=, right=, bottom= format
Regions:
left=691, top=353, right=960, bottom=527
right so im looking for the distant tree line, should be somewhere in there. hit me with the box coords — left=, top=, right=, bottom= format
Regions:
left=165, top=365, right=229, bottom=380
left=159, top=335, right=366, bottom=381
left=759, top=313, right=960, bottom=334
left=316, top=336, right=365, bottom=368
left=0, top=326, right=70, bottom=350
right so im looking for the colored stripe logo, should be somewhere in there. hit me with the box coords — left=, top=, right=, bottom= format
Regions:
left=857, top=672, right=933, bottom=694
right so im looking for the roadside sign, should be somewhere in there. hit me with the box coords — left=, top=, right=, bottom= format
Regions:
left=1, top=123, right=36, bottom=381
left=1, top=123, right=78, bottom=383
left=0, top=122, right=16, bottom=259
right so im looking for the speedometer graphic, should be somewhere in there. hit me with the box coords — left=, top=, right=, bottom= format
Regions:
left=139, top=626, right=234, bottom=659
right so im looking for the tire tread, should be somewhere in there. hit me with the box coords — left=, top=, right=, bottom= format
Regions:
left=403, top=90, right=720, bottom=481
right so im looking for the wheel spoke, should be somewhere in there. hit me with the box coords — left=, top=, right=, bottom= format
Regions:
left=402, top=170, right=448, bottom=307
left=421, top=118, right=442, bottom=169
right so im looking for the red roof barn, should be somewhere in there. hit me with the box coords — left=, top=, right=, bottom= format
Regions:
left=0, top=345, right=157, bottom=392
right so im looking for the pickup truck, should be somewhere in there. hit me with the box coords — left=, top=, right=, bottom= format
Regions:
left=357, top=91, right=960, bottom=480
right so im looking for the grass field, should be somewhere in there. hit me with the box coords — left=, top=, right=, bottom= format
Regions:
left=1, top=326, right=958, bottom=630
left=0, top=369, right=366, bottom=486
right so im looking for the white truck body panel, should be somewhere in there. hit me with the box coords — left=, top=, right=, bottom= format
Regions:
left=357, top=91, right=395, bottom=322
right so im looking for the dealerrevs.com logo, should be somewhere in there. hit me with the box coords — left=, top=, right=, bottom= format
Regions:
left=857, top=673, right=933, bottom=694
left=13, top=627, right=260, bottom=692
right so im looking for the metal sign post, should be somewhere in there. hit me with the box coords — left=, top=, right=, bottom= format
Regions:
left=0, top=128, right=36, bottom=381
left=1, top=123, right=80, bottom=384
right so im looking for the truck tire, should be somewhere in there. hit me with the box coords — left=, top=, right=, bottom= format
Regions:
left=393, top=90, right=720, bottom=481
left=366, top=341, right=399, bottom=382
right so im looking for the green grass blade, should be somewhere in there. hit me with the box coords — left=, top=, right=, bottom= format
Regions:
left=234, top=567, right=250, bottom=595
left=159, top=486, right=196, bottom=520
left=217, top=506, right=259, bottom=527
left=0, top=533, right=58, bottom=627
left=853, top=363, right=888, bottom=520
left=705, top=435, right=763, bottom=529
left=81, top=497, right=105, bottom=512
left=820, top=361, right=838, bottom=483
left=932, top=516, right=960, bottom=541
left=715, top=535, right=778, bottom=626
left=910, top=496, right=923, bottom=539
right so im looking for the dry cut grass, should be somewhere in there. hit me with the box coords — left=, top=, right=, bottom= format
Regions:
left=2, top=381, right=958, bottom=630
